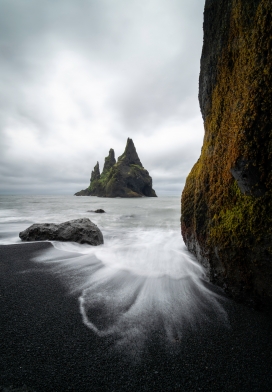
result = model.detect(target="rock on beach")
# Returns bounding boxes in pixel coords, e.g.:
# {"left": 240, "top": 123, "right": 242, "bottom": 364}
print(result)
{"left": 19, "top": 218, "right": 103, "bottom": 246}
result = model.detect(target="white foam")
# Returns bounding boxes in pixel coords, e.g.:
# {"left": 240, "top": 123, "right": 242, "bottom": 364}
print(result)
{"left": 34, "top": 227, "right": 228, "bottom": 355}
{"left": 50, "top": 230, "right": 203, "bottom": 279}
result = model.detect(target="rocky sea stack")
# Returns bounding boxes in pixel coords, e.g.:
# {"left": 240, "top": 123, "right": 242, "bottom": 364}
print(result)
{"left": 75, "top": 138, "right": 157, "bottom": 198}
{"left": 181, "top": 0, "right": 272, "bottom": 307}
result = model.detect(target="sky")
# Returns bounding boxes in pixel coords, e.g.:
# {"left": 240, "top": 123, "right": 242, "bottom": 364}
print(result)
{"left": 0, "top": 0, "right": 205, "bottom": 196}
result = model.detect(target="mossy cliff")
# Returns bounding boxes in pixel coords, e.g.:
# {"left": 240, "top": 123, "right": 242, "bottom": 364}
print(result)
{"left": 75, "top": 138, "right": 157, "bottom": 198}
{"left": 181, "top": 0, "right": 272, "bottom": 306}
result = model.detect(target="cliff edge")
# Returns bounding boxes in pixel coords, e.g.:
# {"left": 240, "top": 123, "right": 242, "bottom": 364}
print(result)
{"left": 75, "top": 138, "right": 157, "bottom": 198}
{"left": 181, "top": 0, "right": 272, "bottom": 307}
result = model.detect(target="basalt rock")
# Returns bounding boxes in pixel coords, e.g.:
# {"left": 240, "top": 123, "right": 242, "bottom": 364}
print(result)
{"left": 181, "top": 0, "right": 272, "bottom": 308}
{"left": 91, "top": 162, "right": 100, "bottom": 182}
{"left": 75, "top": 162, "right": 101, "bottom": 196}
{"left": 19, "top": 218, "right": 104, "bottom": 245}
{"left": 87, "top": 209, "right": 105, "bottom": 213}
{"left": 102, "top": 148, "right": 116, "bottom": 175}
{"left": 75, "top": 138, "right": 157, "bottom": 198}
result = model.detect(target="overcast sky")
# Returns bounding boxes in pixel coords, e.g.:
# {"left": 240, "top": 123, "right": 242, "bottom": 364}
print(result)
{"left": 0, "top": 0, "right": 205, "bottom": 196}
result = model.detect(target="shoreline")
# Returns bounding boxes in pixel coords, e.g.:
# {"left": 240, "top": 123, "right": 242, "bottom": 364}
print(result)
{"left": 1, "top": 242, "right": 272, "bottom": 391}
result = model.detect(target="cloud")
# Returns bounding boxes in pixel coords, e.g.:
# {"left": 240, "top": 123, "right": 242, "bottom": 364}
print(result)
{"left": 0, "top": 0, "right": 205, "bottom": 195}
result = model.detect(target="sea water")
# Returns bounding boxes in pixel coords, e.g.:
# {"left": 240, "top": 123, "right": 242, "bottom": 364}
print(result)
{"left": 0, "top": 195, "right": 228, "bottom": 354}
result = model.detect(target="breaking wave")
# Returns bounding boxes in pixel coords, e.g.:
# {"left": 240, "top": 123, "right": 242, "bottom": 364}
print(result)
{"left": 34, "top": 228, "right": 228, "bottom": 355}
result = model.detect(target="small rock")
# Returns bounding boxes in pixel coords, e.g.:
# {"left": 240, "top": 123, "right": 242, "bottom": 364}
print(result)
{"left": 87, "top": 209, "right": 105, "bottom": 213}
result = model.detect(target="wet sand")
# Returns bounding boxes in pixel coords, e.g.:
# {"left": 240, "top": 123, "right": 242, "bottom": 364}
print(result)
{"left": 0, "top": 242, "right": 272, "bottom": 391}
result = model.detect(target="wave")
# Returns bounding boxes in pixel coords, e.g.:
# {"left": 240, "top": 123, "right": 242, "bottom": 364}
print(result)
{"left": 33, "top": 228, "right": 229, "bottom": 356}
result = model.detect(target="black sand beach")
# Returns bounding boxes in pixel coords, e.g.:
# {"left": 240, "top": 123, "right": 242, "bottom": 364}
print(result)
{"left": 1, "top": 242, "right": 272, "bottom": 392}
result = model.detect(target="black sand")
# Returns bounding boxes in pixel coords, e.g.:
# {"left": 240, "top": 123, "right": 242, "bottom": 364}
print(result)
{"left": 0, "top": 242, "right": 272, "bottom": 392}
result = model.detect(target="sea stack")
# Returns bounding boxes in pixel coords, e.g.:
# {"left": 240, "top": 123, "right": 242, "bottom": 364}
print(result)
{"left": 75, "top": 138, "right": 157, "bottom": 198}
{"left": 181, "top": 0, "right": 272, "bottom": 307}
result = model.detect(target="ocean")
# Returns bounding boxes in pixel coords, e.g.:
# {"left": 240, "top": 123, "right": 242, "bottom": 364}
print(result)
{"left": 0, "top": 194, "right": 227, "bottom": 354}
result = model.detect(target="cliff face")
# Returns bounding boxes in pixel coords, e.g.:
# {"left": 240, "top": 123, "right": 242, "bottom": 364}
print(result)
{"left": 75, "top": 138, "right": 157, "bottom": 198}
{"left": 181, "top": 0, "right": 272, "bottom": 306}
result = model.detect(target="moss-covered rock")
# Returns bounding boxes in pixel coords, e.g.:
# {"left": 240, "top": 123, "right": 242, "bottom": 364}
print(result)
{"left": 75, "top": 138, "right": 157, "bottom": 198}
{"left": 102, "top": 148, "right": 116, "bottom": 175}
{"left": 181, "top": 0, "right": 272, "bottom": 307}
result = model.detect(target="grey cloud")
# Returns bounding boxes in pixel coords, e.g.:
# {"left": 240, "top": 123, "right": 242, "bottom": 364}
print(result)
{"left": 0, "top": 0, "right": 205, "bottom": 195}
{"left": 112, "top": 57, "right": 200, "bottom": 134}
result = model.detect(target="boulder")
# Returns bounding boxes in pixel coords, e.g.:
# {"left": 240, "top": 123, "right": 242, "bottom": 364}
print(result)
{"left": 181, "top": 0, "right": 272, "bottom": 307}
{"left": 19, "top": 218, "right": 103, "bottom": 246}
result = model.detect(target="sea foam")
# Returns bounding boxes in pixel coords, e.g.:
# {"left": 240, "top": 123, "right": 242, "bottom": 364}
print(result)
{"left": 34, "top": 227, "right": 228, "bottom": 355}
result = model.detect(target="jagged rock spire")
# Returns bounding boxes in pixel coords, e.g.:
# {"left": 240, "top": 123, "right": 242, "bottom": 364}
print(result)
{"left": 102, "top": 148, "right": 116, "bottom": 175}
{"left": 118, "top": 138, "right": 143, "bottom": 167}
{"left": 75, "top": 137, "right": 157, "bottom": 197}
{"left": 90, "top": 161, "right": 100, "bottom": 182}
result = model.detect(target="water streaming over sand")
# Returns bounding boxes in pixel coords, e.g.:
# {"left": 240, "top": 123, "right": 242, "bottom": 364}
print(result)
{"left": 0, "top": 195, "right": 228, "bottom": 353}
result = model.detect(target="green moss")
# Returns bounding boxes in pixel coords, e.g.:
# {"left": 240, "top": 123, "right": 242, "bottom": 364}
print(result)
{"left": 99, "top": 168, "right": 113, "bottom": 184}
{"left": 130, "top": 164, "right": 143, "bottom": 170}
{"left": 89, "top": 179, "right": 100, "bottom": 192}
{"left": 209, "top": 182, "right": 255, "bottom": 246}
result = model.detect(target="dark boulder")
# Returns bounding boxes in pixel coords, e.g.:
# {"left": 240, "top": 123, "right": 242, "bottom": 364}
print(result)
{"left": 19, "top": 218, "right": 103, "bottom": 246}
